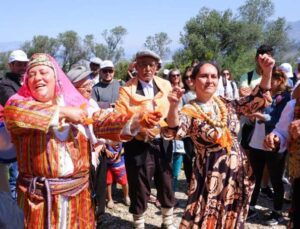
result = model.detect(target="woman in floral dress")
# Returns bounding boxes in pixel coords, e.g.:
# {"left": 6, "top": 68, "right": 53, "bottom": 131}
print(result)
{"left": 166, "top": 54, "right": 274, "bottom": 228}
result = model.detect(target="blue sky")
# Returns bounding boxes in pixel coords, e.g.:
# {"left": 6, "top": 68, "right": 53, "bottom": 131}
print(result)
{"left": 0, "top": 0, "right": 299, "bottom": 57}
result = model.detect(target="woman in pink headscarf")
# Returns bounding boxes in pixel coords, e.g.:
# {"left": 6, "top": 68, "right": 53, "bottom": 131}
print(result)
{"left": 4, "top": 53, "right": 161, "bottom": 229}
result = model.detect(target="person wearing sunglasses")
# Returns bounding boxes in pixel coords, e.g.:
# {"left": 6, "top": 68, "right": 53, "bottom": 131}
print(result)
{"left": 92, "top": 60, "right": 122, "bottom": 109}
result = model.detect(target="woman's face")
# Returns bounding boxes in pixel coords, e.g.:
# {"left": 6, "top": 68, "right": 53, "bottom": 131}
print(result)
{"left": 193, "top": 63, "right": 219, "bottom": 99}
{"left": 169, "top": 70, "right": 181, "bottom": 86}
{"left": 27, "top": 65, "right": 56, "bottom": 103}
{"left": 75, "top": 78, "right": 93, "bottom": 99}
{"left": 184, "top": 70, "right": 194, "bottom": 89}
{"left": 271, "top": 77, "right": 283, "bottom": 91}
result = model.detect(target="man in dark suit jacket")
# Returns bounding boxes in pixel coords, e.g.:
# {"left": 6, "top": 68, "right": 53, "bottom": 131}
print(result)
{"left": 115, "top": 50, "right": 175, "bottom": 229}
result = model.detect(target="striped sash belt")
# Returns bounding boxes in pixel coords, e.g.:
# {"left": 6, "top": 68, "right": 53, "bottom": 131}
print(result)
{"left": 19, "top": 172, "right": 89, "bottom": 229}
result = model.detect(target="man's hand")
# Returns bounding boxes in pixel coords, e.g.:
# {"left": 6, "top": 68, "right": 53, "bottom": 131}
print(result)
{"left": 289, "top": 119, "right": 300, "bottom": 140}
{"left": 264, "top": 132, "right": 280, "bottom": 151}
{"left": 139, "top": 111, "right": 162, "bottom": 129}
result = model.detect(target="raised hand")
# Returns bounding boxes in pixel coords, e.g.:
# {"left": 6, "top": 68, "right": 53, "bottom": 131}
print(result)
{"left": 258, "top": 54, "right": 275, "bottom": 77}
{"left": 168, "top": 86, "right": 185, "bottom": 106}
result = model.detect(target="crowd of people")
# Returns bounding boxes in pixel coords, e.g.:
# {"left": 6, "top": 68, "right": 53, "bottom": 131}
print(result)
{"left": 0, "top": 45, "right": 300, "bottom": 229}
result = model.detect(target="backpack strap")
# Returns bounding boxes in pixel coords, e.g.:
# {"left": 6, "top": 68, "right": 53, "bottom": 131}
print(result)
{"left": 247, "top": 71, "right": 254, "bottom": 86}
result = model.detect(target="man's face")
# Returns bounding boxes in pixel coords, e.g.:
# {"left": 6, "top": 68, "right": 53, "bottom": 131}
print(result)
{"left": 90, "top": 63, "right": 100, "bottom": 75}
{"left": 9, "top": 61, "right": 28, "bottom": 75}
{"left": 135, "top": 57, "right": 158, "bottom": 82}
{"left": 100, "top": 68, "right": 114, "bottom": 83}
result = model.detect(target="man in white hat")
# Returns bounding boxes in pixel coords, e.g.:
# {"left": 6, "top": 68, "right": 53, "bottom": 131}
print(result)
{"left": 92, "top": 60, "right": 123, "bottom": 109}
{"left": 89, "top": 57, "right": 102, "bottom": 85}
{"left": 0, "top": 49, "right": 29, "bottom": 199}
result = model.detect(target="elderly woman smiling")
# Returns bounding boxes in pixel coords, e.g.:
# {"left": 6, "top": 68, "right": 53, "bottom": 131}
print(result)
{"left": 3, "top": 53, "right": 160, "bottom": 229}
{"left": 166, "top": 54, "right": 274, "bottom": 229}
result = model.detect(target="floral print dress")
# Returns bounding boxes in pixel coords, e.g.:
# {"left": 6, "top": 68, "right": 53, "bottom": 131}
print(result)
{"left": 171, "top": 87, "right": 271, "bottom": 229}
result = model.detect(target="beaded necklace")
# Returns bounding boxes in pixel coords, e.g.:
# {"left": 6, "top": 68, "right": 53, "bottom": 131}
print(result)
{"left": 191, "top": 96, "right": 232, "bottom": 153}
{"left": 191, "top": 96, "right": 228, "bottom": 128}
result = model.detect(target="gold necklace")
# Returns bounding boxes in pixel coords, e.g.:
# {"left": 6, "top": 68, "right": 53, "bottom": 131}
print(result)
{"left": 192, "top": 96, "right": 228, "bottom": 128}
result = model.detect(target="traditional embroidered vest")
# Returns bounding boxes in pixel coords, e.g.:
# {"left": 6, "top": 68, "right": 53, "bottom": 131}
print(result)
{"left": 288, "top": 98, "right": 300, "bottom": 179}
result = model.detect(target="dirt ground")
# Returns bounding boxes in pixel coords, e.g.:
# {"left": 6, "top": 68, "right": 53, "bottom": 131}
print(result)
{"left": 99, "top": 170, "right": 291, "bottom": 229}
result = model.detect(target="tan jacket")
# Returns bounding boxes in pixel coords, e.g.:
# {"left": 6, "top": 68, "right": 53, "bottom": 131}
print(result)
{"left": 115, "top": 76, "right": 172, "bottom": 139}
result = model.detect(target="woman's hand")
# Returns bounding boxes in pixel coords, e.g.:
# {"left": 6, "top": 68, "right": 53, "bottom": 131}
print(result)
{"left": 263, "top": 132, "right": 280, "bottom": 151}
{"left": 168, "top": 86, "right": 185, "bottom": 106}
{"left": 59, "top": 106, "right": 88, "bottom": 124}
{"left": 247, "top": 112, "right": 266, "bottom": 121}
{"left": 258, "top": 54, "right": 275, "bottom": 78}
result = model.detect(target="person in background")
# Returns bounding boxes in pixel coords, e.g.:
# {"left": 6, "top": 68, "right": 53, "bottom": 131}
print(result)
{"left": 166, "top": 54, "right": 274, "bottom": 228}
{"left": 92, "top": 60, "right": 121, "bottom": 109}
{"left": 278, "top": 63, "right": 295, "bottom": 87}
{"left": 105, "top": 142, "right": 130, "bottom": 209}
{"left": 115, "top": 50, "right": 175, "bottom": 229}
{"left": 239, "top": 45, "right": 275, "bottom": 200}
{"left": 0, "top": 49, "right": 29, "bottom": 200}
{"left": 239, "top": 45, "right": 274, "bottom": 97}
{"left": 247, "top": 68, "right": 291, "bottom": 224}
{"left": 89, "top": 57, "right": 102, "bottom": 85}
{"left": 216, "top": 69, "right": 239, "bottom": 100}
{"left": 168, "top": 69, "right": 185, "bottom": 203}
{"left": 181, "top": 66, "right": 196, "bottom": 191}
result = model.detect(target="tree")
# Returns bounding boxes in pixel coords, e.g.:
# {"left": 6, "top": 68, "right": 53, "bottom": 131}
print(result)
{"left": 57, "top": 31, "right": 88, "bottom": 72}
{"left": 100, "top": 26, "right": 127, "bottom": 63}
{"left": 21, "top": 35, "right": 59, "bottom": 58}
{"left": 238, "top": 0, "right": 274, "bottom": 25}
{"left": 263, "top": 17, "right": 291, "bottom": 60}
{"left": 144, "top": 32, "right": 172, "bottom": 60}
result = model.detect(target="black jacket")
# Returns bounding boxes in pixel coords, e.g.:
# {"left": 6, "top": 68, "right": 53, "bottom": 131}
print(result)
{"left": 0, "top": 72, "right": 22, "bottom": 106}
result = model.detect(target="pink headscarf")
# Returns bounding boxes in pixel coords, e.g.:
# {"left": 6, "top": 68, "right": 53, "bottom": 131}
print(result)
{"left": 7, "top": 53, "right": 88, "bottom": 107}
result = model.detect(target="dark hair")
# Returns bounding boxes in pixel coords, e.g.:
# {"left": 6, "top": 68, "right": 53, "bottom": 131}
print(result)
{"left": 182, "top": 66, "right": 193, "bottom": 91}
{"left": 256, "top": 44, "right": 274, "bottom": 58}
{"left": 191, "top": 61, "right": 220, "bottom": 80}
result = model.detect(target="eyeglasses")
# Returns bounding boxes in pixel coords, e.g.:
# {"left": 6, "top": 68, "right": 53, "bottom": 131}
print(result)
{"left": 136, "top": 62, "right": 157, "bottom": 68}
{"left": 102, "top": 69, "right": 114, "bottom": 74}
{"left": 184, "top": 76, "right": 191, "bottom": 80}
{"left": 170, "top": 74, "right": 180, "bottom": 77}
{"left": 76, "top": 82, "right": 93, "bottom": 90}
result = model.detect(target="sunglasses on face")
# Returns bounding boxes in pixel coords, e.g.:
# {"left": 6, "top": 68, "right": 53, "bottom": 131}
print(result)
{"left": 170, "top": 74, "right": 180, "bottom": 77}
{"left": 183, "top": 76, "right": 191, "bottom": 80}
{"left": 102, "top": 69, "right": 114, "bottom": 74}
{"left": 223, "top": 72, "right": 230, "bottom": 75}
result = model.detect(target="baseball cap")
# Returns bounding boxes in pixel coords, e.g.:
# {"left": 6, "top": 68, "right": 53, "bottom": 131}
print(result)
{"left": 278, "top": 63, "right": 293, "bottom": 78}
{"left": 90, "top": 57, "right": 102, "bottom": 65}
{"left": 100, "top": 60, "right": 114, "bottom": 69}
{"left": 8, "top": 50, "right": 29, "bottom": 63}
{"left": 163, "top": 69, "right": 170, "bottom": 75}
{"left": 136, "top": 50, "right": 160, "bottom": 61}
{"left": 67, "top": 66, "right": 92, "bottom": 84}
